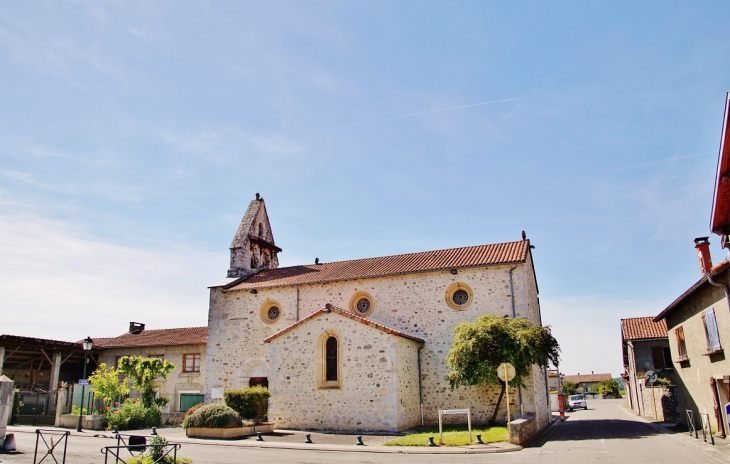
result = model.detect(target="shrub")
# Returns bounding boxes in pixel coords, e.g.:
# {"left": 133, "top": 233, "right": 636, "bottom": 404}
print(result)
{"left": 182, "top": 404, "right": 242, "bottom": 429}
{"left": 562, "top": 380, "right": 578, "bottom": 395}
{"left": 599, "top": 378, "right": 620, "bottom": 396}
{"left": 184, "top": 402, "right": 205, "bottom": 418}
{"left": 105, "top": 399, "right": 162, "bottom": 431}
{"left": 125, "top": 437, "right": 194, "bottom": 464}
{"left": 224, "top": 386, "right": 271, "bottom": 424}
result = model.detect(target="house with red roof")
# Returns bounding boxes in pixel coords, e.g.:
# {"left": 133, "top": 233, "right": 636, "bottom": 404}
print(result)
{"left": 620, "top": 317, "right": 670, "bottom": 417}
{"left": 205, "top": 194, "right": 551, "bottom": 435}
{"left": 95, "top": 323, "right": 207, "bottom": 414}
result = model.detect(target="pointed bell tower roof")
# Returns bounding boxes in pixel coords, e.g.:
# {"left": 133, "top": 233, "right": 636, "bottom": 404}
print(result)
{"left": 227, "top": 193, "right": 281, "bottom": 278}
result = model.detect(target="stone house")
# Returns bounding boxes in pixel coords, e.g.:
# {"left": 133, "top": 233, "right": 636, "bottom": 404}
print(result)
{"left": 620, "top": 317, "right": 672, "bottom": 417}
{"left": 95, "top": 323, "right": 207, "bottom": 413}
{"left": 205, "top": 195, "right": 551, "bottom": 433}
{"left": 561, "top": 373, "right": 612, "bottom": 395}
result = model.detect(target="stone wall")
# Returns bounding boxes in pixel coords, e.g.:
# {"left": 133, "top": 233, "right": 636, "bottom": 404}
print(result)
{"left": 98, "top": 343, "right": 206, "bottom": 413}
{"left": 207, "top": 259, "right": 546, "bottom": 428}
{"left": 267, "top": 311, "right": 421, "bottom": 431}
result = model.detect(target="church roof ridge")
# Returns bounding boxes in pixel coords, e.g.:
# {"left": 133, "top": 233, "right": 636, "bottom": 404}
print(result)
{"left": 227, "top": 239, "right": 530, "bottom": 291}
{"left": 263, "top": 303, "right": 424, "bottom": 344}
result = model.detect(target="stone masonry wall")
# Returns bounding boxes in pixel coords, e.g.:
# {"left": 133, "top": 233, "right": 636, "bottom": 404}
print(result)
{"left": 394, "top": 335, "right": 422, "bottom": 430}
{"left": 267, "top": 312, "right": 421, "bottom": 431}
{"left": 206, "top": 261, "right": 544, "bottom": 427}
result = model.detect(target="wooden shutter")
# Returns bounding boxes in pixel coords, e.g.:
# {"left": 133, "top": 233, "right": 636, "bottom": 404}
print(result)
{"left": 704, "top": 308, "right": 722, "bottom": 351}
{"left": 675, "top": 326, "right": 687, "bottom": 360}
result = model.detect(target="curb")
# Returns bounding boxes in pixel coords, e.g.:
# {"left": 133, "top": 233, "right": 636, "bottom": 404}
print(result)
{"left": 7, "top": 426, "right": 523, "bottom": 455}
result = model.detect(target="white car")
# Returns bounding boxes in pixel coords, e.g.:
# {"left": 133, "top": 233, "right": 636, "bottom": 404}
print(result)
{"left": 568, "top": 394, "right": 587, "bottom": 411}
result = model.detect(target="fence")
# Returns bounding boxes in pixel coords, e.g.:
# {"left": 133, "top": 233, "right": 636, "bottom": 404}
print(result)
{"left": 14, "top": 391, "right": 58, "bottom": 426}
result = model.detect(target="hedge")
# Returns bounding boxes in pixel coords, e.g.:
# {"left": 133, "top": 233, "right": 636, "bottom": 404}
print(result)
{"left": 224, "top": 386, "right": 271, "bottom": 424}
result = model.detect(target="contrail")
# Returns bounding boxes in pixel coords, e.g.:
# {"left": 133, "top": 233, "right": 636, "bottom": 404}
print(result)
{"left": 299, "top": 97, "right": 522, "bottom": 134}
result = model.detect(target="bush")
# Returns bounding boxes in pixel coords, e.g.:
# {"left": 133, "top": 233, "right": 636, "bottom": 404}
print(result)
{"left": 182, "top": 404, "right": 242, "bottom": 429}
{"left": 184, "top": 402, "right": 205, "bottom": 418}
{"left": 105, "top": 399, "right": 162, "bottom": 431}
{"left": 599, "top": 378, "right": 620, "bottom": 396}
{"left": 562, "top": 380, "right": 578, "bottom": 395}
{"left": 224, "top": 386, "right": 271, "bottom": 424}
{"left": 124, "top": 437, "right": 194, "bottom": 464}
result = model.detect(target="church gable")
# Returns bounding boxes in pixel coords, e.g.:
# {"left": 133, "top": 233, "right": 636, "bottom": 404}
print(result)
{"left": 228, "top": 193, "right": 281, "bottom": 277}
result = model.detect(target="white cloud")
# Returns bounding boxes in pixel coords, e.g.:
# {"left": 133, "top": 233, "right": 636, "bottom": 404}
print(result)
{"left": 0, "top": 208, "right": 220, "bottom": 341}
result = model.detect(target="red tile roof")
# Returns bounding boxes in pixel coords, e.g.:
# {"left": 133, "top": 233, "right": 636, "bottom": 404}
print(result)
{"left": 264, "top": 303, "right": 424, "bottom": 344}
{"left": 621, "top": 317, "right": 668, "bottom": 341}
{"left": 711, "top": 92, "right": 730, "bottom": 236}
{"left": 562, "top": 373, "right": 612, "bottom": 384}
{"left": 94, "top": 327, "right": 207, "bottom": 348}
{"left": 229, "top": 240, "right": 531, "bottom": 291}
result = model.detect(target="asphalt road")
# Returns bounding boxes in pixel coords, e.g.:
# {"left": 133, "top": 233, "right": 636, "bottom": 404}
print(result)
{"left": 2, "top": 399, "right": 728, "bottom": 463}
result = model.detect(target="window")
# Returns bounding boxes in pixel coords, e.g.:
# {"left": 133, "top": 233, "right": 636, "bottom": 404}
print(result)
{"left": 652, "top": 347, "right": 673, "bottom": 369}
{"left": 675, "top": 326, "right": 688, "bottom": 361}
{"left": 325, "top": 337, "right": 338, "bottom": 381}
{"left": 115, "top": 356, "right": 124, "bottom": 368}
{"left": 260, "top": 299, "right": 283, "bottom": 324}
{"left": 183, "top": 353, "right": 201, "bottom": 373}
{"left": 317, "top": 331, "right": 341, "bottom": 389}
{"left": 702, "top": 308, "right": 722, "bottom": 353}
{"left": 445, "top": 282, "right": 474, "bottom": 310}
{"left": 349, "top": 291, "right": 375, "bottom": 317}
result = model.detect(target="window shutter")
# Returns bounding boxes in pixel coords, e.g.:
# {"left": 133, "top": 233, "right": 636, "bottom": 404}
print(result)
{"left": 675, "top": 326, "right": 687, "bottom": 359}
{"left": 652, "top": 347, "right": 665, "bottom": 368}
{"left": 704, "top": 308, "right": 722, "bottom": 351}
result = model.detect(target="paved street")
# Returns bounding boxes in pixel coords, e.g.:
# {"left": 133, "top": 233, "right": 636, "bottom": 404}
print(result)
{"left": 2, "top": 399, "right": 728, "bottom": 463}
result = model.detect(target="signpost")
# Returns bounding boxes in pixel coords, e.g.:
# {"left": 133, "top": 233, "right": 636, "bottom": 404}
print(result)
{"left": 438, "top": 409, "right": 472, "bottom": 445}
{"left": 497, "top": 362, "right": 516, "bottom": 443}
{"left": 645, "top": 370, "right": 658, "bottom": 420}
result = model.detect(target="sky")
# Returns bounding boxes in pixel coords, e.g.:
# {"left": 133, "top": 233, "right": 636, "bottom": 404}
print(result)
{"left": 1, "top": 1, "right": 729, "bottom": 377}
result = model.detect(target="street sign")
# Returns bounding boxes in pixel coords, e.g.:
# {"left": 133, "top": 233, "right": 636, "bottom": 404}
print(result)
{"left": 497, "top": 363, "right": 516, "bottom": 382}
{"left": 645, "top": 370, "right": 657, "bottom": 384}
{"left": 440, "top": 409, "right": 469, "bottom": 415}
{"left": 78, "top": 379, "right": 89, "bottom": 386}
{"left": 725, "top": 403, "right": 730, "bottom": 434}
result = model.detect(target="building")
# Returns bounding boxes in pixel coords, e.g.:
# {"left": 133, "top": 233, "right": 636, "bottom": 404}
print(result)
{"left": 620, "top": 317, "right": 672, "bottom": 417}
{"left": 547, "top": 370, "right": 561, "bottom": 392}
{"left": 95, "top": 323, "right": 207, "bottom": 413}
{"left": 562, "top": 373, "right": 612, "bottom": 394}
{"left": 205, "top": 194, "right": 551, "bottom": 433}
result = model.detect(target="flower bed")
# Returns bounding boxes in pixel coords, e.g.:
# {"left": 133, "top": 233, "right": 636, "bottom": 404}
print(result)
{"left": 185, "top": 422, "right": 275, "bottom": 439}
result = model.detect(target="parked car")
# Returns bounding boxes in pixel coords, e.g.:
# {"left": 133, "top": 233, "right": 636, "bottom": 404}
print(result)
{"left": 568, "top": 394, "right": 587, "bottom": 411}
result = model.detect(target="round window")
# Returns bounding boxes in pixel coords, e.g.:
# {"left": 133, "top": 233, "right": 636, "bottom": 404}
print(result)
{"left": 267, "top": 306, "right": 280, "bottom": 320}
{"left": 260, "top": 300, "right": 283, "bottom": 324}
{"left": 356, "top": 298, "right": 370, "bottom": 314}
{"left": 452, "top": 290, "right": 469, "bottom": 306}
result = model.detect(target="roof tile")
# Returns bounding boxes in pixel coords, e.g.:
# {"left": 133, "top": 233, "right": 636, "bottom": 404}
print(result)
{"left": 229, "top": 240, "right": 530, "bottom": 291}
{"left": 621, "top": 317, "right": 667, "bottom": 341}
{"left": 94, "top": 327, "right": 207, "bottom": 348}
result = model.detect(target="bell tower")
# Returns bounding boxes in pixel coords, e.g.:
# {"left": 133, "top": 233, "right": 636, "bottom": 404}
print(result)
{"left": 227, "top": 193, "right": 282, "bottom": 278}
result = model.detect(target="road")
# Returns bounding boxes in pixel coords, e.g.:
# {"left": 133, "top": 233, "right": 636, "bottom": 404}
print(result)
{"left": 2, "top": 399, "right": 728, "bottom": 463}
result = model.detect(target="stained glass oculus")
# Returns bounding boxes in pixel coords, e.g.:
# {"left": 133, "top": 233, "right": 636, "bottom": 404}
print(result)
{"left": 267, "top": 306, "right": 280, "bottom": 320}
{"left": 452, "top": 289, "right": 469, "bottom": 306}
{"left": 356, "top": 298, "right": 371, "bottom": 314}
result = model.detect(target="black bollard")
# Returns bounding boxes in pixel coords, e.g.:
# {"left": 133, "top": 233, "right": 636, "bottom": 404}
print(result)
{"left": 256, "top": 432, "right": 264, "bottom": 441}
{"left": 476, "top": 434, "right": 484, "bottom": 444}
{"left": 305, "top": 434, "right": 312, "bottom": 444}
{"left": 151, "top": 427, "right": 157, "bottom": 436}
{"left": 356, "top": 436, "right": 364, "bottom": 446}
{"left": 428, "top": 436, "right": 436, "bottom": 447}
{"left": 113, "top": 425, "right": 119, "bottom": 434}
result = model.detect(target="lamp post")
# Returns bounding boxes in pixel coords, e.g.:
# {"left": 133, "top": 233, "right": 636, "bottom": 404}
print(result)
{"left": 76, "top": 337, "right": 93, "bottom": 432}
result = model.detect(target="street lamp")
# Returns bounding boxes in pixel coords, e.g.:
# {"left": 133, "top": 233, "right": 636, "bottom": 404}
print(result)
{"left": 76, "top": 336, "right": 93, "bottom": 432}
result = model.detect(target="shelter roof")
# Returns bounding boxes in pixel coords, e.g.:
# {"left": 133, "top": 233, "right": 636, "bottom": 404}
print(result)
{"left": 93, "top": 327, "right": 207, "bottom": 349}
{"left": 228, "top": 240, "right": 531, "bottom": 291}
{"left": 621, "top": 317, "right": 667, "bottom": 341}
{"left": 264, "top": 303, "right": 424, "bottom": 344}
{"left": 562, "top": 373, "right": 612, "bottom": 384}
{"left": 0, "top": 334, "right": 102, "bottom": 370}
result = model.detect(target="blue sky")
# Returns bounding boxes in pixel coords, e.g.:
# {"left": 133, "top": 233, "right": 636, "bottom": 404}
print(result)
{"left": 1, "top": 1, "right": 728, "bottom": 376}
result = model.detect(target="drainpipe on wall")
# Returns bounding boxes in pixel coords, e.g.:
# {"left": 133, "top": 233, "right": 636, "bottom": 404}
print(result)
{"left": 508, "top": 264, "right": 517, "bottom": 318}
{"left": 706, "top": 272, "right": 730, "bottom": 314}
{"left": 417, "top": 345, "right": 424, "bottom": 426}
{"left": 296, "top": 285, "right": 300, "bottom": 321}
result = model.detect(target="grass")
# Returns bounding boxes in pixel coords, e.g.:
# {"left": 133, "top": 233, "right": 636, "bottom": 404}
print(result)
{"left": 383, "top": 425, "right": 507, "bottom": 447}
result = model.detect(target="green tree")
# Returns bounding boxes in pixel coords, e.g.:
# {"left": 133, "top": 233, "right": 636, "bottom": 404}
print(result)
{"left": 562, "top": 380, "right": 577, "bottom": 395}
{"left": 88, "top": 363, "right": 129, "bottom": 407}
{"left": 117, "top": 356, "right": 175, "bottom": 407}
{"left": 599, "top": 378, "right": 620, "bottom": 396}
{"left": 446, "top": 313, "right": 560, "bottom": 388}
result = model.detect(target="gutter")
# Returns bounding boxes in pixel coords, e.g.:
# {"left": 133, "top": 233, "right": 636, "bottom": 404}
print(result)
{"left": 706, "top": 271, "right": 730, "bottom": 315}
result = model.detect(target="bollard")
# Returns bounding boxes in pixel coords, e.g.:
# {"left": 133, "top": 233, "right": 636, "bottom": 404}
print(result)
{"left": 305, "top": 434, "right": 312, "bottom": 444}
{"left": 428, "top": 436, "right": 436, "bottom": 447}
{"left": 256, "top": 432, "right": 264, "bottom": 441}
{"left": 356, "top": 436, "right": 364, "bottom": 446}
{"left": 558, "top": 394, "right": 565, "bottom": 421}
{"left": 113, "top": 425, "right": 119, "bottom": 434}
{"left": 151, "top": 427, "right": 157, "bottom": 436}
{"left": 476, "top": 434, "right": 484, "bottom": 444}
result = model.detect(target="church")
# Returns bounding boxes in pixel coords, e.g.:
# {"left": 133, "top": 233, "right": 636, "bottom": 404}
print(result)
{"left": 205, "top": 194, "right": 550, "bottom": 432}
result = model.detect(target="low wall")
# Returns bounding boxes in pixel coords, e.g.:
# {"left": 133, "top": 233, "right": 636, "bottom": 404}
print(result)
{"left": 162, "top": 412, "right": 185, "bottom": 426}
{"left": 186, "top": 423, "right": 275, "bottom": 439}
{"left": 57, "top": 414, "right": 105, "bottom": 430}
{"left": 508, "top": 414, "right": 537, "bottom": 445}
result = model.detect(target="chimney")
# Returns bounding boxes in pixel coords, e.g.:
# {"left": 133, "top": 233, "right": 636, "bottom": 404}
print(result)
{"left": 694, "top": 237, "right": 713, "bottom": 275}
{"left": 129, "top": 322, "right": 145, "bottom": 334}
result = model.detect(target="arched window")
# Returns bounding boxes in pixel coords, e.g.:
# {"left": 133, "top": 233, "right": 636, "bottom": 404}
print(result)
{"left": 325, "top": 336, "right": 338, "bottom": 381}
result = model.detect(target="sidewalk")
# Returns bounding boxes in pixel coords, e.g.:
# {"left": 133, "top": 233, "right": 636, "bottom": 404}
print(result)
{"left": 4, "top": 424, "right": 522, "bottom": 455}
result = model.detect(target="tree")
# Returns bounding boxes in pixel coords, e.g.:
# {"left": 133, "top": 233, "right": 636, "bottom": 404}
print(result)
{"left": 88, "top": 363, "right": 129, "bottom": 407}
{"left": 599, "top": 378, "right": 620, "bottom": 396}
{"left": 446, "top": 313, "right": 560, "bottom": 389}
{"left": 117, "top": 356, "right": 175, "bottom": 408}
{"left": 562, "top": 380, "right": 578, "bottom": 395}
